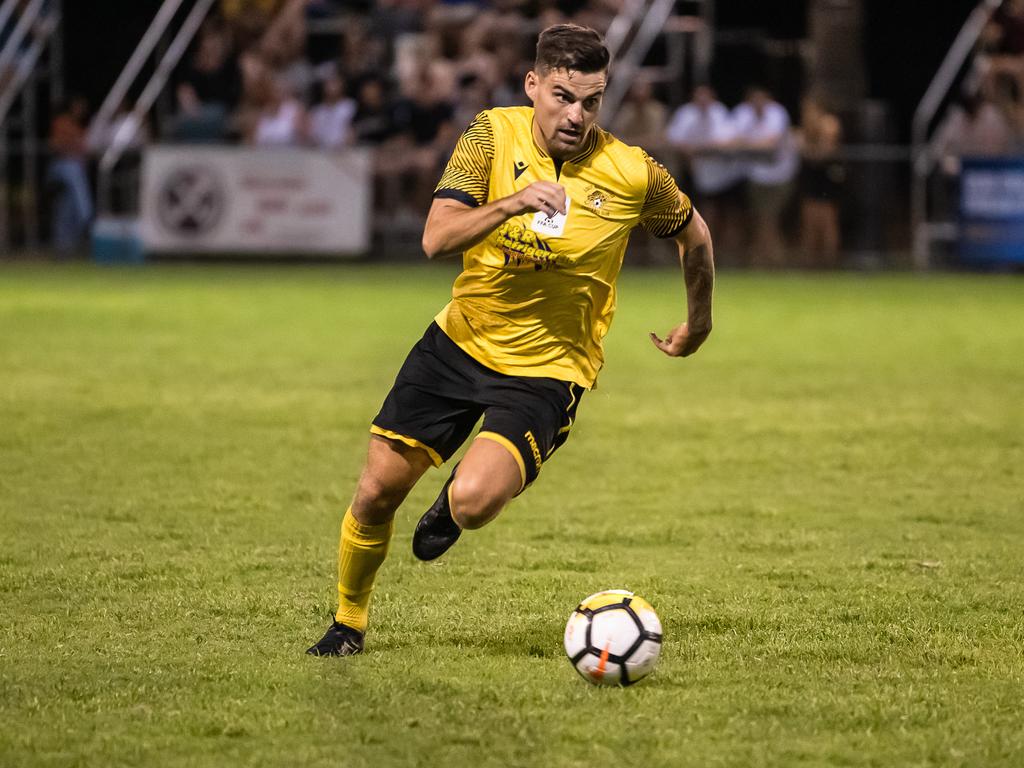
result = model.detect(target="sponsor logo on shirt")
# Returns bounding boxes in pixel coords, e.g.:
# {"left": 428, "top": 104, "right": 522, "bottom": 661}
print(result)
{"left": 494, "top": 222, "right": 571, "bottom": 271}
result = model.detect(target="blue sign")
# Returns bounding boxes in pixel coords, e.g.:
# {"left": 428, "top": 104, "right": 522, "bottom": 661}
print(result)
{"left": 960, "top": 157, "right": 1024, "bottom": 263}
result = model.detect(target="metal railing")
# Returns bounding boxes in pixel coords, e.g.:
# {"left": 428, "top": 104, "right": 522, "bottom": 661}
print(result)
{"left": 95, "top": 0, "right": 218, "bottom": 215}
{"left": 0, "top": 0, "right": 61, "bottom": 250}
{"left": 0, "top": 0, "right": 47, "bottom": 78}
{"left": 87, "top": 0, "right": 189, "bottom": 145}
{"left": 910, "top": 0, "right": 1002, "bottom": 269}
{"left": 602, "top": 0, "right": 707, "bottom": 120}
{"left": 0, "top": 5, "right": 58, "bottom": 120}
{"left": 0, "top": 0, "right": 21, "bottom": 33}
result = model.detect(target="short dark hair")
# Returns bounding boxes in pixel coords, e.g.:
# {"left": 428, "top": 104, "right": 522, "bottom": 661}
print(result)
{"left": 534, "top": 24, "right": 610, "bottom": 75}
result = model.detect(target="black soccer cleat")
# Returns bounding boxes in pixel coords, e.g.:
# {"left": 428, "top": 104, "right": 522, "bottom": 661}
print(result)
{"left": 412, "top": 467, "right": 461, "bottom": 561}
{"left": 306, "top": 620, "right": 365, "bottom": 657}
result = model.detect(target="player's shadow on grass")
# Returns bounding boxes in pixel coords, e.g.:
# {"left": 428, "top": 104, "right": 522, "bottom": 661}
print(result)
{"left": 373, "top": 627, "right": 562, "bottom": 658}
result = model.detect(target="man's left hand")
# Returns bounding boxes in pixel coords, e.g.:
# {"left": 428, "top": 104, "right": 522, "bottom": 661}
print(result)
{"left": 649, "top": 322, "right": 710, "bottom": 358}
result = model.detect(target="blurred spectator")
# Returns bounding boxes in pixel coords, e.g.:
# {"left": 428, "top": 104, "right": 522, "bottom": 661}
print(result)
{"left": 173, "top": 20, "right": 240, "bottom": 142}
{"left": 250, "top": 75, "right": 306, "bottom": 146}
{"left": 931, "top": 92, "right": 1014, "bottom": 221}
{"left": 221, "top": 0, "right": 286, "bottom": 50}
{"left": 797, "top": 96, "right": 844, "bottom": 268}
{"left": 451, "top": 13, "right": 502, "bottom": 93}
{"left": 394, "top": 73, "right": 455, "bottom": 149}
{"left": 732, "top": 85, "right": 800, "bottom": 268}
{"left": 89, "top": 99, "right": 149, "bottom": 215}
{"left": 308, "top": 71, "right": 357, "bottom": 148}
{"left": 176, "top": 20, "right": 240, "bottom": 112}
{"left": 263, "top": 38, "right": 316, "bottom": 105}
{"left": 452, "top": 71, "right": 492, "bottom": 129}
{"left": 221, "top": 0, "right": 286, "bottom": 18}
{"left": 490, "top": 30, "right": 530, "bottom": 107}
{"left": 259, "top": 0, "right": 315, "bottom": 101}
{"left": 571, "top": 0, "right": 619, "bottom": 33}
{"left": 47, "top": 97, "right": 93, "bottom": 253}
{"left": 933, "top": 92, "right": 1014, "bottom": 175}
{"left": 90, "top": 99, "right": 149, "bottom": 156}
{"left": 235, "top": 46, "right": 269, "bottom": 140}
{"left": 262, "top": 0, "right": 309, "bottom": 57}
{"left": 445, "top": 13, "right": 528, "bottom": 108}
{"left": 376, "top": 67, "right": 456, "bottom": 218}
{"left": 611, "top": 78, "right": 669, "bottom": 149}
{"left": 666, "top": 84, "right": 745, "bottom": 261}
{"left": 352, "top": 76, "right": 397, "bottom": 145}
{"left": 393, "top": 31, "right": 456, "bottom": 102}
{"left": 989, "top": 0, "right": 1024, "bottom": 56}
{"left": 985, "top": 70, "right": 1024, "bottom": 144}
{"left": 975, "top": 1, "right": 1024, "bottom": 102}
{"left": 338, "top": 20, "right": 389, "bottom": 87}
{"left": 369, "top": 0, "right": 425, "bottom": 42}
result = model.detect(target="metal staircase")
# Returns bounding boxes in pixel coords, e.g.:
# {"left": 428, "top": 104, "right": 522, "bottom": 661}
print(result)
{"left": 0, "top": 0, "right": 63, "bottom": 251}
{"left": 92, "top": 0, "right": 218, "bottom": 219}
{"left": 911, "top": 0, "right": 1002, "bottom": 268}
{"left": 602, "top": 0, "right": 712, "bottom": 120}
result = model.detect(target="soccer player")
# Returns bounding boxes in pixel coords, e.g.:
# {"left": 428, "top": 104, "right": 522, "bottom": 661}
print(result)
{"left": 308, "top": 24, "right": 715, "bottom": 657}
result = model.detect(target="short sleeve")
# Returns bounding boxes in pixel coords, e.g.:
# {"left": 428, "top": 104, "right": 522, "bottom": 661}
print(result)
{"left": 639, "top": 153, "right": 693, "bottom": 238}
{"left": 434, "top": 111, "right": 494, "bottom": 208}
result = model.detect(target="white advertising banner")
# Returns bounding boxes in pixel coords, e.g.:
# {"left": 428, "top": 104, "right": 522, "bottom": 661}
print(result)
{"left": 140, "top": 146, "right": 371, "bottom": 255}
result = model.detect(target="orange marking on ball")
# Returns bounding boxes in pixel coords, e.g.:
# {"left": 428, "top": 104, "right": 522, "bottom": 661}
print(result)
{"left": 594, "top": 642, "right": 611, "bottom": 681}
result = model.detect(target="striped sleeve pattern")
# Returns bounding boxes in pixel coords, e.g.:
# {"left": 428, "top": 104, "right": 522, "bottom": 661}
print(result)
{"left": 434, "top": 111, "right": 494, "bottom": 207}
{"left": 638, "top": 152, "right": 693, "bottom": 238}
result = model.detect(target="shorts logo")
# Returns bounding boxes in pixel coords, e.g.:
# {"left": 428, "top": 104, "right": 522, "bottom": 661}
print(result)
{"left": 524, "top": 430, "right": 543, "bottom": 473}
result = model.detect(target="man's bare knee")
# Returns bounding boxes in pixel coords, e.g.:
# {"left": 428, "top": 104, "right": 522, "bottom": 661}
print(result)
{"left": 352, "top": 474, "right": 407, "bottom": 523}
{"left": 351, "top": 437, "right": 432, "bottom": 524}
{"left": 449, "top": 473, "right": 508, "bottom": 530}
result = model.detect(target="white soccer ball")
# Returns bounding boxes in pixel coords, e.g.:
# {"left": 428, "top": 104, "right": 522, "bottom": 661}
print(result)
{"left": 563, "top": 589, "right": 663, "bottom": 686}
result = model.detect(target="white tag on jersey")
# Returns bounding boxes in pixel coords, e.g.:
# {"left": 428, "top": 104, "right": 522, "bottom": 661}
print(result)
{"left": 530, "top": 196, "right": 570, "bottom": 237}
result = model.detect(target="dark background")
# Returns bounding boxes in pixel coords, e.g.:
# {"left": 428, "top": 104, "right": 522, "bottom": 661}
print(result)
{"left": 63, "top": 1, "right": 977, "bottom": 141}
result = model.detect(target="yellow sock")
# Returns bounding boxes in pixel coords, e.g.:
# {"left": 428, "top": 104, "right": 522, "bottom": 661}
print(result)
{"left": 335, "top": 507, "right": 394, "bottom": 632}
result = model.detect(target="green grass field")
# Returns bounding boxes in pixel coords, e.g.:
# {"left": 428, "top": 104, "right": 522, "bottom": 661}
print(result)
{"left": 1, "top": 263, "right": 1022, "bottom": 767}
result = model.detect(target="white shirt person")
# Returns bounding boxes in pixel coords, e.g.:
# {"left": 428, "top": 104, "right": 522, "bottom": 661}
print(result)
{"left": 308, "top": 74, "right": 358, "bottom": 150}
{"left": 666, "top": 85, "right": 744, "bottom": 197}
{"left": 731, "top": 86, "right": 800, "bottom": 266}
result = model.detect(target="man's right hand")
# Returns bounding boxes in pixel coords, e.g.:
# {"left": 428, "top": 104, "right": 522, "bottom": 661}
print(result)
{"left": 507, "top": 181, "right": 567, "bottom": 218}
{"left": 423, "top": 182, "right": 566, "bottom": 260}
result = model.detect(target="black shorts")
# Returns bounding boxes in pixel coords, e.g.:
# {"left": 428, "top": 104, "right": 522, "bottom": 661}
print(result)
{"left": 371, "top": 323, "right": 584, "bottom": 489}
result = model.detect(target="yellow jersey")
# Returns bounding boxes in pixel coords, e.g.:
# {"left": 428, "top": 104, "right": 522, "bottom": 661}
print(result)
{"left": 434, "top": 106, "right": 692, "bottom": 388}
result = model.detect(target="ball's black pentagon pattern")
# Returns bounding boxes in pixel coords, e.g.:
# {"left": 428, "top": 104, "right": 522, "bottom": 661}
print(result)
{"left": 567, "top": 593, "right": 662, "bottom": 686}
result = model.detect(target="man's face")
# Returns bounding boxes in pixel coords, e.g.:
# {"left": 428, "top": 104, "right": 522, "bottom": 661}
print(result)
{"left": 525, "top": 67, "right": 606, "bottom": 159}
{"left": 747, "top": 88, "right": 770, "bottom": 114}
{"left": 693, "top": 86, "right": 714, "bottom": 109}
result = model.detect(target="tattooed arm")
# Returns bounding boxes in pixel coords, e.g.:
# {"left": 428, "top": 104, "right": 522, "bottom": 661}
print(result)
{"left": 649, "top": 205, "right": 715, "bottom": 358}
